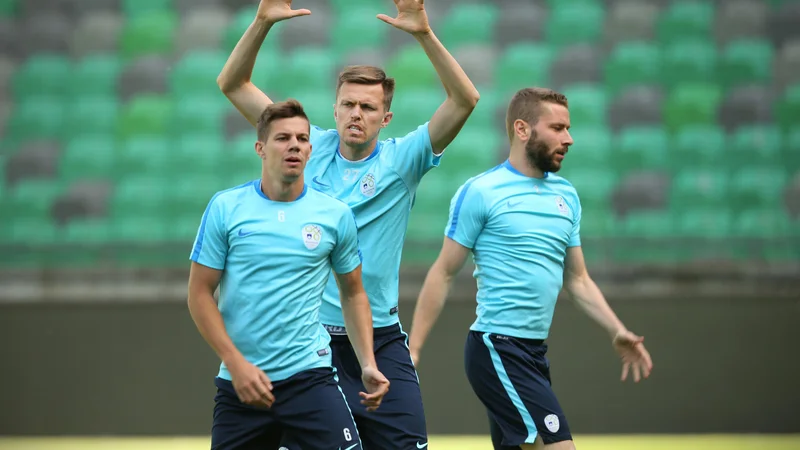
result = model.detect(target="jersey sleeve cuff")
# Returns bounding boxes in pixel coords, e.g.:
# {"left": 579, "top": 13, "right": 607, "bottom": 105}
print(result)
{"left": 190, "top": 256, "right": 225, "bottom": 271}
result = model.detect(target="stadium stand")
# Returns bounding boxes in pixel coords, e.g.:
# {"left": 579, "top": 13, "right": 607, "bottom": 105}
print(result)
{"left": 0, "top": 0, "right": 798, "bottom": 268}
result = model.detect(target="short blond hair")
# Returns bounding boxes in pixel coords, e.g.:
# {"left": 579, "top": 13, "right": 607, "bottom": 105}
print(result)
{"left": 336, "top": 65, "right": 396, "bottom": 111}
{"left": 505, "top": 88, "right": 569, "bottom": 141}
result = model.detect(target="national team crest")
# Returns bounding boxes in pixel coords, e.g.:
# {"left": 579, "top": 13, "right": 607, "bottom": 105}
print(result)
{"left": 359, "top": 173, "right": 376, "bottom": 197}
{"left": 302, "top": 224, "right": 323, "bottom": 250}
{"left": 555, "top": 196, "right": 569, "bottom": 215}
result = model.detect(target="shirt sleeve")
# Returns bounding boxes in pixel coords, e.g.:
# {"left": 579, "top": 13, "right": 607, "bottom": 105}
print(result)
{"left": 189, "top": 194, "right": 228, "bottom": 270}
{"left": 444, "top": 180, "right": 486, "bottom": 249}
{"left": 390, "top": 122, "right": 441, "bottom": 187}
{"left": 330, "top": 208, "right": 363, "bottom": 275}
{"left": 568, "top": 192, "right": 582, "bottom": 248}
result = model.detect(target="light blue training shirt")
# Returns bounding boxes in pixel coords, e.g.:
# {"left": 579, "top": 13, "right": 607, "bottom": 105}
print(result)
{"left": 190, "top": 180, "right": 363, "bottom": 381}
{"left": 306, "top": 123, "right": 440, "bottom": 329}
{"left": 446, "top": 160, "right": 582, "bottom": 340}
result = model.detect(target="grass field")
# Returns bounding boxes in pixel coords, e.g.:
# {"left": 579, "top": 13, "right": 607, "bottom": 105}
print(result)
{"left": 1, "top": 435, "right": 798, "bottom": 449}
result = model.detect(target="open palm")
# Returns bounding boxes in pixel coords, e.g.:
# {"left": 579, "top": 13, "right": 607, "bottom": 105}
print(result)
{"left": 377, "top": 0, "right": 430, "bottom": 35}
{"left": 256, "top": 0, "right": 310, "bottom": 23}
{"left": 613, "top": 330, "right": 653, "bottom": 383}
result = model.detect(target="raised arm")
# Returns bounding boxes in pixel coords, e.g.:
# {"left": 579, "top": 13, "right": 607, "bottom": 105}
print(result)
{"left": 378, "top": 0, "right": 480, "bottom": 154}
{"left": 217, "top": 0, "right": 310, "bottom": 126}
{"left": 407, "top": 237, "right": 472, "bottom": 365}
{"left": 563, "top": 247, "right": 653, "bottom": 382}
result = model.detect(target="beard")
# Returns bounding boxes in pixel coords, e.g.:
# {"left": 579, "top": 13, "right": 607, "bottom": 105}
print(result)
{"left": 524, "top": 133, "right": 563, "bottom": 174}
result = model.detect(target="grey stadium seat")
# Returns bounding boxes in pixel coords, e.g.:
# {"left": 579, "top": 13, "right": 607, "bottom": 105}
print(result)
{"left": 0, "top": 57, "right": 16, "bottom": 103}
{"left": 549, "top": 45, "right": 602, "bottom": 90}
{"left": 715, "top": 0, "right": 767, "bottom": 44}
{"left": 176, "top": 7, "right": 231, "bottom": 54}
{"left": 775, "top": 39, "right": 800, "bottom": 91}
{"left": 785, "top": 173, "right": 800, "bottom": 219}
{"left": 4, "top": 140, "right": 62, "bottom": 187}
{"left": 0, "top": 18, "right": 22, "bottom": 59}
{"left": 454, "top": 44, "right": 496, "bottom": 87}
{"left": 51, "top": 181, "right": 112, "bottom": 224}
{"left": 224, "top": 109, "right": 254, "bottom": 139}
{"left": 718, "top": 85, "right": 773, "bottom": 131}
{"left": 768, "top": 3, "right": 800, "bottom": 46}
{"left": 0, "top": 103, "right": 10, "bottom": 140}
{"left": 19, "top": 13, "right": 72, "bottom": 56}
{"left": 495, "top": 2, "right": 546, "bottom": 47}
{"left": 279, "top": 6, "right": 331, "bottom": 52}
{"left": 175, "top": 0, "right": 221, "bottom": 14}
{"left": 604, "top": 1, "right": 659, "bottom": 47}
{"left": 69, "top": 12, "right": 123, "bottom": 59}
{"left": 608, "top": 86, "right": 664, "bottom": 131}
{"left": 339, "top": 49, "right": 387, "bottom": 74}
{"left": 611, "top": 170, "right": 671, "bottom": 216}
{"left": 118, "top": 56, "right": 170, "bottom": 102}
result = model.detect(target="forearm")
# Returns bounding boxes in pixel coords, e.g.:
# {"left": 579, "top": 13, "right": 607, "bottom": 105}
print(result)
{"left": 413, "top": 30, "right": 480, "bottom": 107}
{"left": 566, "top": 276, "right": 626, "bottom": 337}
{"left": 187, "top": 293, "right": 244, "bottom": 366}
{"left": 341, "top": 292, "right": 377, "bottom": 369}
{"left": 217, "top": 17, "right": 274, "bottom": 92}
{"left": 408, "top": 266, "right": 454, "bottom": 355}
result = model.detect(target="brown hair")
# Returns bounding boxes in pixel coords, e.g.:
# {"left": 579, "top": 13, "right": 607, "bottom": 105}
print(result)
{"left": 505, "top": 87, "right": 569, "bottom": 141}
{"left": 336, "top": 65, "right": 396, "bottom": 111}
{"left": 257, "top": 99, "right": 309, "bottom": 141}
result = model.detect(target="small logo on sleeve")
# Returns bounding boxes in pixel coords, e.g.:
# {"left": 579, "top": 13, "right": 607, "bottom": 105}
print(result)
{"left": 302, "top": 224, "right": 323, "bottom": 249}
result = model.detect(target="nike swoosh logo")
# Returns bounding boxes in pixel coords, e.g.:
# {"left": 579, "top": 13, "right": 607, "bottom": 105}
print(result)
{"left": 507, "top": 200, "right": 522, "bottom": 208}
{"left": 416, "top": 442, "right": 428, "bottom": 449}
{"left": 238, "top": 229, "right": 255, "bottom": 237}
{"left": 312, "top": 176, "right": 329, "bottom": 188}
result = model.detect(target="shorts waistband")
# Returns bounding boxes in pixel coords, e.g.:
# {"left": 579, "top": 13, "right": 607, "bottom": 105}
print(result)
{"left": 479, "top": 331, "right": 546, "bottom": 347}
{"left": 324, "top": 323, "right": 402, "bottom": 338}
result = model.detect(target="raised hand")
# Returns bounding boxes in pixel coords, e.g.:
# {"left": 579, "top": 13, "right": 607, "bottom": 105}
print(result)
{"left": 613, "top": 330, "right": 653, "bottom": 383}
{"left": 377, "top": 0, "right": 431, "bottom": 36}
{"left": 359, "top": 366, "right": 391, "bottom": 412}
{"left": 256, "top": 0, "right": 311, "bottom": 24}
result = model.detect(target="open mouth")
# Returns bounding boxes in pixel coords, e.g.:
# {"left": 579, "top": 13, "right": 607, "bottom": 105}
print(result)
{"left": 347, "top": 124, "right": 364, "bottom": 134}
{"left": 285, "top": 155, "right": 302, "bottom": 164}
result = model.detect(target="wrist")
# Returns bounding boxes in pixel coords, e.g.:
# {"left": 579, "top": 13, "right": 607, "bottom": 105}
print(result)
{"left": 253, "top": 16, "right": 276, "bottom": 28}
{"left": 221, "top": 350, "right": 246, "bottom": 368}
{"left": 412, "top": 28, "right": 434, "bottom": 39}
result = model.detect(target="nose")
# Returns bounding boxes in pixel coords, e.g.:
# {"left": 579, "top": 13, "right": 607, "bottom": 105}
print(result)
{"left": 563, "top": 130, "right": 574, "bottom": 147}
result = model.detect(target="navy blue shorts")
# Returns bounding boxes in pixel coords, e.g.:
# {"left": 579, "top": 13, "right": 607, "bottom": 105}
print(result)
{"left": 327, "top": 323, "right": 428, "bottom": 449}
{"left": 211, "top": 367, "right": 361, "bottom": 450}
{"left": 465, "top": 330, "right": 572, "bottom": 448}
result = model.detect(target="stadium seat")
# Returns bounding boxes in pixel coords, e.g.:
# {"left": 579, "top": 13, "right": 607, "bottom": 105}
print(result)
{"left": 604, "top": 0, "right": 658, "bottom": 46}
{"left": 672, "top": 125, "right": 727, "bottom": 169}
{"left": 604, "top": 42, "right": 662, "bottom": 94}
{"left": 175, "top": 0, "right": 219, "bottom": 14}
{"left": 12, "top": 54, "right": 71, "bottom": 100}
{"left": 291, "top": 89, "right": 336, "bottom": 131}
{"left": 110, "top": 175, "right": 169, "bottom": 218}
{"left": 69, "top": 11, "right": 122, "bottom": 58}
{"left": 676, "top": 208, "right": 734, "bottom": 261}
{"left": 546, "top": 2, "right": 604, "bottom": 47}
{"left": 111, "top": 216, "right": 170, "bottom": 244}
{"left": 775, "top": 40, "right": 800, "bottom": 90}
{"left": 561, "top": 125, "right": 612, "bottom": 170}
{"left": 122, "top": 0, "right": 173, "bottom": 18}
{"left": 785, "top": 129, "right": 800, "bottom": 169}
{"left": 662, "top": 40, "right": 718, "bottom": 88}
{"left": 441, "top": 128, "right": 501, "bottom": 179}
{"left": 62, "top": 218, "right": 113, "bottom": 244}
{"left": 663, "top": 84, "right": 722, "bottom": 131}
{"left": 715, "top": 0, "right": 768, "bottom": 44}
{"left": 0, "top": 18, "right": 20, "bottom": 60}
{"left": 670, "top": 169, "right": 729, "bottom": 209}
{"left": 0, "top": 0, "right": 15, "bottom": 16}
{"left": 496, "top": 42, "right": 553, "bottom": 97}
{"left": 279, "top": 6, "right": 330, "bottom": 52}
{"left": 720, "top": 39, "right": 774, "bottom": 88}
{"left": 167, "top": 174, "right": 227, "bottom": 218}
{"left": 118, "top": 136, "right": 171, "bottom": 175}
{"left": 7, "top": 178, "right": 65, "bottom": 219}
{"left": 225, "top": 132, "right": 261, "bottom": 180}
{"left": 172, "top": 133, "right": 224, "bottom": 178}
{"left": 224, "top": 6, "right": 282, "bottom": 53}
{"left": 549, "top": 44, "right": 602, "bottom": 89}
{"left": 615, "top": 126, "right": 670, "bottom": 171}
{"left": 560, "top": 84, "right": 607, "bottom": 127}
{"left": 6, "top": 218, "right": 59, "bottom": 246}
{"left": 608, "top": 86, "right": 664, "bottom": 131}
{"left": 386, "top": 45, "right": 438, "bottom": 91}
{"left": 728, "top": 125, "right": 782, "bottom": 168}
{"left": 561, "top": 168, "right": 617, "bottom": 210}
{"left": 733, "top": 209, "right": 796, "bottom": 260}
{"left": 440, "top": 3, "right": 499, "bottom": 47}
{"left": 657, "top": 1, "right": 715, "bottom": 44}
{"left": 169, "top": 50, "right": 227, "bottom": 97}
{"left": 776, "top": 84, "right": 800, "bottom": 131}
{"left": 615, "top": 211, "right": 677, "bottom": 263}
{"left": 118, "top": 55, "right": 169, "bottom": 101}
{"left": 0, "top": 56, "right": 14, "bottom": 101}
{"left": 495, "top": 1, "right": 545, "bottom": 47}
{"left": 273, "top": 46, "right": 336, "bottom": 92}
{"left": 176, "top": 7, "right": 230, "bottom": 53}
{"left": 70, "top": 54, "right": 122, "bottom": 98}
{"left": 4, "top": 140, "right": 61, "bottom": 186}
{"left": 729, "top": 167, "right": 788, "bottom": 210}
{"left": 19, "top": 12, "right": 71, "bottom": 55}
{"left": 767, "top": 2, "right": 800, "bottom": 46}
{"left": 60, "top": 136, "right": 117, "bottom": 182}
{"left": 63, "top": 96, "right": 119, "bottom": 139}
{"left": 120, "top": 11, "right": 176, "bottom": 58}
{"left": 116, "top": 95, "right": 174, "bottom": 139}
{"left": 718, "top": 85, "right": 773, "bottom": 131}
{"left": 331, "top": 9, "right": 387, "bottom": 56}
{"left": 453, "top": 45, "right": 496, "bottom": 88}
{"left": 385, "top": 88, "right": 444, "bottom": 141}
{"left": 173, "top": 95, "right": 226, "bottom": 137}
{"left": 7, "top": 97, "right": 66, "bottom": 142}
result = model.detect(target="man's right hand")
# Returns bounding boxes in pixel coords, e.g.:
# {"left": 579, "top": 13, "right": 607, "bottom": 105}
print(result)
{"left": 227, "top": 356, "right": 276, "bottom": 408}
{"left": 256, "top": 0, "right": 311, "bottom": 24}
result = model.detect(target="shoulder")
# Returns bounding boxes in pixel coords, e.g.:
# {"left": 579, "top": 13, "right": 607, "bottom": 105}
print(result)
{"left": 305, "top": 187, "right": 353, "bottom": 218}
{"left": 453, "top": 164, "right": 506, "bottom": 206}
{"left": 545, "top": 174, "right": 580, "bottom": 202}
{"left": 208, "top": 180, "right": 256, "bottom": 210}
{"left": 310, "top": 125, "right": 340, "bottom": 150}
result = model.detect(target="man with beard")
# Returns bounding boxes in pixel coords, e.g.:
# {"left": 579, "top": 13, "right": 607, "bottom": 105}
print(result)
{"left": 406, "top": 88, "right": 653, "bottom": 450}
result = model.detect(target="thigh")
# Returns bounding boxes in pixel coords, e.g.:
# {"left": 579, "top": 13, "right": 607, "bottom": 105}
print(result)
{"left": 211, "top": 377, "right": 282, "bottom": 450}
{"left": 277, "top": 368, "right": 362, "bottom": 450}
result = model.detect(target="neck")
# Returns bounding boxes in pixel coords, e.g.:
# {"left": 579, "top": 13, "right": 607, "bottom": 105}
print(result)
{"left": 260, "top": 173, "right": 305, "bottom": 202}
{"left": 338, "top": 137, "right": 378, "bottom": 162}
{"left": 508, "top": 147, "right": 546, "bottom": 178}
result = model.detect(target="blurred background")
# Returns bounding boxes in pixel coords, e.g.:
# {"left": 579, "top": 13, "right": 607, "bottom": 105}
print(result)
{"left": 1, "top": 0, "right": 799, "bottom": 448}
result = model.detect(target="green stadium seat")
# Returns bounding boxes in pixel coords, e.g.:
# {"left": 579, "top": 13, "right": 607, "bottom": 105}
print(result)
{"left": 170, "top": 213, "right": 202, "bottom": 242}
{"left": 273, "top": 46, "right": 336, "bottom": 92}
{"left": 385, "top": 88, "right": 443, "bottom": 138}
{"left": 70, "top": 55, "right": 122, "bottom": 98}
{"left": 662, "top": 40, "right": 718, "bottom": 88}
{"left": 7, "top": 217, "right": 58, "bottom": 245}
{"left": 670, "top": 169, "right": 729, "bottom": 209}
{"left": 224, "top": 7, "right": 282, "bottom": 53}
{"left": 657, "top": 1, "right": 714, "bottom": 44}
{"left": 728, "top": 125, "right": 782, "bottom": 168}
{"left": 733, "top": 210, "right": 797, "bottom": 261}
{"left": 60, "top": 135, "right": 117, "bottom": 182}
{"left": 111, "top": 175, "right": 169, "bottom": 218}
{"left": 123, "top": 0, "right": 173, "bottom": 18}
{"left": 331, "top": 9, "right": 388, "bottom": 55}
{"left": 729, "top": 167, "right": 788, "bottom": 210}
{"left": 776, "top": 84, "right": 800, "bottom": 131}
{"left": 8, "top": 178, "right": 64, "bottom": 219}
{"left": 171, "top": 133, "right": 224, "bottom": 178}
{"left": 117, "top": 95, "right": 174, "bottom": 139}
{"left": 562, "top": 125, "right": 613, "bottom": 170}
{"left": 438, "top": 128, "right": 500, "bottom": 179}
{"left": 119, "top": 136, "right": 170, "bottom": 175}
{"left": 561, "top": 168, "right": 617, "bottom": 210}
{"left": 615, "top": 126, "right": 670, "bottom": 171}
{"left": 785, "top": 129, "right": 800, "bottom": 169}
{"left": 495, "top": 43, "right": 553, "bottom": 98}
{"left": 386, "top": 45, "right": 438, "bottom": 90}
{"left": 170, "top": 50, "right": 227, "bottom": 97}
{"left": 7, "top": 97, "right": 65, "bottom": 141}
{"left": 720, "top": 39, "right": 774, "bottom": 88}
{"left": 174, "top": 95, "right": 225, "bottom": 137}
{"left": 604, "top": 42, "right": 662, "bottom": 94}
{"left": 167, "top": 174, "right": 227, "bottom": 219}
{"left": 673, "top": 125, "right": 726, "bottom": 169}
{"left": 64, "top": 96, "right": 119, "bottom": 139}
{"left": 580, "top": 209, "right": 618, "bottom": 239}
{"left": 663, "top": 84, "right": 721, "bottom": 131}
{"left": 12, "top": 54, "right": 71, "bottom": 100}
{"left": 440, "top": 3, "right": 499, "bottom": 47}
{"left": 291, "top": 89, "right": 336, "bottom": 131}
{"left": 676, "top": 208, "right": 734, "bottom": 260}
{"left": 111, "top": 215, "right": 169, "bottom": 243}
{"left": 0, "top": 0, "right": 16, "bottom": 17}
{"left": 560, "top": 84, "right": 607, "bottom": 126}
{"left": 615, "top": 211, "right": 677, "bottom": 263}
{"left": 546, "top": 3, "right": 605, "bottom": 47}
{"left": 120, "top": 12, "right": 176, "bottom": 58}
{"left": 62, "top": 218, "right": 113, "bottom": 244}
{"left": 226, "top": 132, "right": 261, "bottom": 180}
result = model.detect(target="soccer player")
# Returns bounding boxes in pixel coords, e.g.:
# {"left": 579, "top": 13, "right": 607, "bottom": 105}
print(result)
{"left": 217, "top": 0, "right": 480, "bottom": 448}
{"left": 187, "top": 100, "right": 390, "bottom": 450}
{"left": 406, "top": 88, "right": 654, "bottom": 450}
